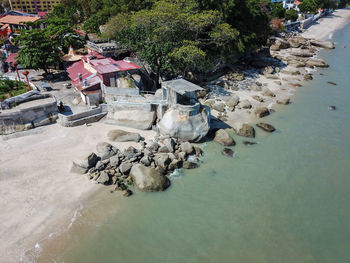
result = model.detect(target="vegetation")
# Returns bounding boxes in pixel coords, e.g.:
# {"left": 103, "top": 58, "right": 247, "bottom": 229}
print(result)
{"left": 285, "top": 9, "right": 299, "bottom": 21}
{"left": 0, "top": 79, "right": 28, "bottom": 101}
{"left": 299, "top": 0, "right": 318, "bottom": 13}
{"left": 14, "top": 18, "right": 86, "bottom": 75}
{"left": 271, "top": 3, "right": 286, "bottom": 19}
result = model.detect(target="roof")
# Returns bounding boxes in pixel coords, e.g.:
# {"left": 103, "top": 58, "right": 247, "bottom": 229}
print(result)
{"left": 0, "top": 15, "right": 41, "bottom": 25}
{"left": 5, "top": 53, "right": 18, "bottom": 63}
{"left": 163, "top": 79, "right": 203, "bottom": 95}
{"left": 89, "top": 58, "right": 140, "bottom": 74}
{"left": 0, "top": 24, "right": 9, "bottom": 30}
{"left": 294, "top": 0, "right": 301, "bottom": 5}
{"left": 37, "top": 12, "right": 48, "bottom": 18}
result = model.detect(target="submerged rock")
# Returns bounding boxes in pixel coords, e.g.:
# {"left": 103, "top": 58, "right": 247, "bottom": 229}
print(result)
{"left": 130, "top": 164, "right": 170, "bottom": 192}
{"left": 221, "top": 148, "right": 234, "bottom": 157}
{"left": 328, "top": 81, "right": 337, "bottom": 86}
{"left": 233, "top": 123, "right": 255, "bottom": 138}
{"left": 254, "top": 107, "right": 270, "bottom": 118}
{"left": 256, "top": 123, "right": 276, "bottom": 132}
{"left": 243, "top": 141, "right": 257, "bottom": 146}
{"left": 182, "top": 161, "right": 198, "bottom": 169}
{"left": 328, "top": 106, "right": 336, "bottom": 110}
{"left": 214, "top": 129, "right": 236, "bottom": 146}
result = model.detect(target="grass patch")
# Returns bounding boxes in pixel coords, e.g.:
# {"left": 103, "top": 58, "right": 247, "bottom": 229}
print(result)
{"left": 0, "top": 79, "right": 28, "bottom": 101}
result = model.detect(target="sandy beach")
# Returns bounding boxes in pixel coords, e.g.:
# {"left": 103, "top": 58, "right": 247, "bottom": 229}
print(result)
{"left": 0, "top": 123, "right": 155, "bottom": 263}
{"left": 0, "top": 8, "right": 350, "bottom": 263}
{"left": 302, "top": 8, "right": 350, "bottom": 40}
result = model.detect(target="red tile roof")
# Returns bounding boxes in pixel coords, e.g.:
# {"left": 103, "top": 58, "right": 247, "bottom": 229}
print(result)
{"left": 67, "top": 57, "right": 141, "bottom": 90}
{"left": 0, "top": 15, "right": 41, "bottom": 25}
{"left": 5, "top": 53, "right": 18, "bottom": 63}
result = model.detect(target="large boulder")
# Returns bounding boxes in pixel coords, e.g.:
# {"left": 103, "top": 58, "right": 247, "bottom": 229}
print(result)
{"left": 130, "top": 164, "right": 171, "bottom": 192}
{"left": 157, "top": 106, "right": 210, "bottom": 142}
{"left": 214, "top": 129, "right": 235, "bottom": 146}
{"left": 310, "top": 40, "right": 335, "bottom": 49}
{"left": 155, "top": 154, "right": 171, "bottom": 170}
{"left": 96, "top": 142, "right": 118, "bottom": 160}
{"left": 97, "top": 171, "right": 110, "bottom": 184}
{"left": 163, "top": 138, "right": 176, "bottom": 153}
{"left": 107, "top": 130, "right": 141, "bottom": 142}
{"left": 213, "top": 102, "right": 225, "bottom": 112}
{"left": 113, "top": 110, "right": 156, "bottom": 130}
{"left": 290, "top": 50, "right": 314, "bottom": 57}
{"left": 306, "top": 58, "right": 329, "bottom": 68}
{"left": 237, "top": 99, "right": 252, "bottom": 109}
{"left": 233, "top": 123, "right": 255, "bottom": 138}
{"left": 262, "top": 88, "right": 276, "bottom": 97}
{"left": 180, "top": 142, "right": 194, "bottom": 155}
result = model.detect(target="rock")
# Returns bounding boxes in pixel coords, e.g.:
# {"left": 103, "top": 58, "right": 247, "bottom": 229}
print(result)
{"left": 233, "top": 123, "right": 255, "bottom": 138}
{"left": 164, "top": 138, "right": 176, "bottom": 153}
{"left": 120, "top": 162, "right": 132, "bottom": 175}
{"left": 310, "top": 40, "right": 335, "bottom": 49}
{"left": 262, "top": 66, "right": 274, "bottom": 75}
{"left": 146, "top": 141, "right": 159, "bottom": 152}
{"left": 256, "top": 123, "right": 276, "bottom": 132}
{"left": 182, "top": 161, "right": 198, "bottom": 169}
{"left": 140, "top": 156, "right": 151, "bottom": 166}
{"left": 168, "top": 159, "right": 182, "bottom": 170}
{"left": 243, "top": 141, "right": 257, "bottom": 146}
{"left": 123, "top": 189, "right": 133, "bottom": 197}
{"left": 306, "top": 58, "right": 329, "bottom": 68}
{"left": 223, "top": 95, "right": 239, "bottom": 108}
{"left": 80, "top": 153, "right": 99, "bottom": 169}
{"left": 109, "top": 155, "right": 120, "bottom": 167}
{"left": 274, "top": 81, "right": 282, "bottom": 86}
{"left": 290, "top": 50, "right": 314, "bottom": 57}
{"left": 158, "top": 145, "right": 170, "bottom": 153}
{"left": 113, "top": 110, "right": 156, "bottom": 130}
{"left": 213, "top": 102, "right": 225, "bottom": 112}
{"left": 155, "top": 154, "right": 171, "bottom": 170}
{"left": 95, "top": 161, "right": 105, "bottom": 171}
{"left": 180, "top": 142, "right": 194, "bottom": 155}
{"left": 252, "top": 95, "right": 264, "bottom": 102}
{"left": 328, "top": 81, "right": 337, "bottom": 85}
{"left": 277, "top": 98, "right": 290, "bottom": 105}
{"left": 71, "top": 162, "right": 88, "bottom": 174}
{"left": 96, "top": 142, "right": 118, "bottom": 160}
{"left": 214, "top": 129, "right": 236, "bottom": 146}
{"left": 97, "top": 171, "right": 110, "bottom": 184}
{"left": 264, "top": 74, "right": 279, "bottom": 80}
{"left": 194, "top": 146, "right": 202, "bottom": 157}
{"left": 130, "top": 164, "right": 170, "bottom": 192}
{"left": 255, "top": 107, "right": 270, "bottom": 118}
{"left": 237, "top": 99, "right": 252, "bottom": 109}
{"left": 249, "top": 83, "right": 262, "bottom": 91}
{"left": 157, "top": 106, "right": 210, "bottom": 142}
{"left": 221, "top": 148, "right": 234, "bottom": 157}
{"left": 178, "top": 151, "right": 187, "bottom": 161}
{"left": 262, "top": 88, "right": 276, "bottom": 97}
{"left": 107, "top": 130, "right": 141, "bottom": 142}
{"left": 328, "top": 106, "right": 336, "bottom": 110}
{"left": 304, "top": 73, "right": 313, "bottom": 81}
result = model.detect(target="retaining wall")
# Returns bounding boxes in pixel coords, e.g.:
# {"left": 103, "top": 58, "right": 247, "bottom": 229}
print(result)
{"left": 57, "top": 105, "right": 107, "bottom": 127}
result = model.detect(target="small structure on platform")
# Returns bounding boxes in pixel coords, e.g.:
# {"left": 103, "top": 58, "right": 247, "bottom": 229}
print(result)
{"left": 87, "top": 40, "right": 117, "bottom": 58}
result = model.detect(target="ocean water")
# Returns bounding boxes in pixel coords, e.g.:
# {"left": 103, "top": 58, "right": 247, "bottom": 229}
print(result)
{"left": 35, "top": 24, "right": 350, "bottom": 263}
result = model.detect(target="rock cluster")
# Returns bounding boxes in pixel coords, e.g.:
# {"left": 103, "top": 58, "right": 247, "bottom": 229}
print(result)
{"left": 71, "top": 138, "right": 203, "bottom": 196}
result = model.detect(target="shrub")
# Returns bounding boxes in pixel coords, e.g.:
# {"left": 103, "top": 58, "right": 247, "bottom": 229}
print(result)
{"left": 285, "top": 9, "right": 299, "bottom": 21}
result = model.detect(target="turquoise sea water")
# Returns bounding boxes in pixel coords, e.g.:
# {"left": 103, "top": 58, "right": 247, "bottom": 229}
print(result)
{"left": 38, "top": 24, "right": 350, "bottom": 263}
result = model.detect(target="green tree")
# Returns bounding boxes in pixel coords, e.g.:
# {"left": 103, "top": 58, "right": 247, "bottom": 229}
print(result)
{"left": 14, "top": 29, "right": 61, "bottom": 75}
{"left": 271, "top": 2, "right": 286, "bottom": 19}
{"left": 83, "top": 13, "right": 109, "bottom": 33}
{"left": 299, "top": 0, "right": 318, "bottom": 13}
{"left": 285, "top": 9, "right": 299, "bottom": 21}
{"left": 105, "top": 0, "right": 239, "bottom": 79}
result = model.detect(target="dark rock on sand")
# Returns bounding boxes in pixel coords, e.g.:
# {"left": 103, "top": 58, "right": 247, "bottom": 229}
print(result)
{"left": 328, "top": 106, "right": 336, "bottom": 110}
{"left": 256, "top": 123, "right": 276, "bottom": 132}
{"left": 277, "top": 98, "right": 290, "bottom": 105}
{"left": 328, "top": 81, "right": 337, "bottom": 85}
{"left": 107, "top": 130, "right": 141, "bottom": 142}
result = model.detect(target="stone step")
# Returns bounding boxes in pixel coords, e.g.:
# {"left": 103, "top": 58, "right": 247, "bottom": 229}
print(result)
{"left": 58, "top": 112, "right": 107, "bottom": 127}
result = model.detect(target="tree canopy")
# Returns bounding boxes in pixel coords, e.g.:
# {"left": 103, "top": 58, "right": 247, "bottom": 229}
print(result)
{"left": 299, "top": 0, "right": 318, "bottom": 13}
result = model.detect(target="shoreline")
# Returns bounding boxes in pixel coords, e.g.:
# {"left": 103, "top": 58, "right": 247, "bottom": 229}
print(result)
{"left": 0, "top": 8, "right": 349, "bottom": 263}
